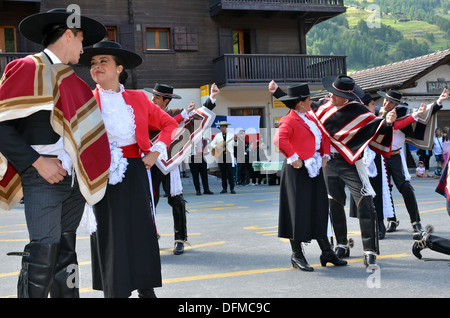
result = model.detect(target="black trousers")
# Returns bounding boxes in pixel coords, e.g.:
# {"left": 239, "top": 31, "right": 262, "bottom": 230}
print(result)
{"left": 219, "top": 162, "right": 235, "bottom": 191}
{"left": 21, "top": 166, "right": 85, "bottom": 244}
{"left": 384, "top": 153, "right": 421, "bottom": 223}
{"left": 151, "top": 165, "right": 187, "bottom": 241}
{"left": 425, "top": 235, "right": 450, "bottom": 256}
{"left": 349, "top": 154, "right": 385, "bottom": 227}
{"left": 323, "top": 155, "right": 378, "bottom": 253}
{"left": 189, "top": 155, "right": 211, "bottom": 192}
{"left": 19, "top": 166, "right": 85, "bottom": 298}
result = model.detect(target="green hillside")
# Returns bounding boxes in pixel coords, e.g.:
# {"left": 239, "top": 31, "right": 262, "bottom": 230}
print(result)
{"left": 306, "top": 0, "right": 450, "bottom": 72}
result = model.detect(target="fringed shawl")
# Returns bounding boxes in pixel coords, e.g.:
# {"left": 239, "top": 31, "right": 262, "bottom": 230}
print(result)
{"left": 0, "top": 52, "right": 110, "bottom": 209}
{"left": 312, "top": 99, "right": 393, "bottom": 164}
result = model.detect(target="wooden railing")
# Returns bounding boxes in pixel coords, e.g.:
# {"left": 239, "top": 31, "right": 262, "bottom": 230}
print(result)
{"left": 0, "top": 53, "right": 29, "bottom": 75}
{"left": 212, "top": 0, "right": 344, "bottom": 5}
{"left": 210, "top": 0, "right": 345, "bottom": 15}
{"left": 213, "top": 54, "right": 347, "bottom": 86}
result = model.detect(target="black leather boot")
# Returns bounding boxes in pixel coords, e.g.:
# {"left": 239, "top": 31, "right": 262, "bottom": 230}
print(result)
{"left": 364, "top": 251, "right": 379, "bottom": 270}
{"left": 386, "top": 219, "right": 399, "bottom": 232}
{"left": 358, "top": 196, "right": 379, "bottom": 254}
{"left": 329, "top": 198, "right": 349, "bottom": 253}
{"left": 317, "top": 239, "right": 347, "bottom": 267}
{"left": 290, "top": 240, "right": 313, "bottom": 272}
{"left": 412, "top": 225, "right": 450, "bottom": 259}
{"left": 16, "top": 242, "right": 59, "bottom": 298}
{"left": 335, "top": 244, "right": 350, "bottom": 258}
{"left": 50, "top": 232, "right": 79, "bottom": 298}
{"left": 412, "top": 221, "right": 424, "bottom": 233}
{"left": 378, "top": 220, "right": 386, "bottom": 240}
{"left": 169, "top": 195, "right": 188, "bottom": 255}
{"left": 137, "top": 288, "right": 157, "bottom": 298}
{"left": 173, "top": 241, "right": 185, "bottom": 255}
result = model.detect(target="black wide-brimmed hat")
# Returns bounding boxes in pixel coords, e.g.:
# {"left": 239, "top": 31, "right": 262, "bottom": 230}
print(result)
{"left": 377, "top": 89, "right": 408, "bottom": 106}
{"left": 361, "top": 93, "right": 374, "bottom": 105}
{"left": 78, "top": 40, "right": 143, "bottom": 69}
{"left": 322, "top": 75, "right": 364, "bottom": 101}
{"left": 278, "top": 83, "right": 318, "bottom": 102}
{"left": 144, "top": 83, "right": 182, "bottom": 100}
{"left": 19, "top": 8, "right": 106, "bottom": 46}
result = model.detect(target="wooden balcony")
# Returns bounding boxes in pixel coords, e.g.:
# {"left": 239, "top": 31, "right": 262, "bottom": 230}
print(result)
{"left": 213, "top": 54, "right": 347, "bottom": 87}
{"left": 0, "top": 53, "right": 29, "bottom": 75}
{"left": 210, "top": 0, "right": 346, "bottom": 17}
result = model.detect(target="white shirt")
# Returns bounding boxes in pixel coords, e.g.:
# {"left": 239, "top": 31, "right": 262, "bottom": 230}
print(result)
{"left": 433, "top": 136, "right": 443, "bottom": 155}
{"left": 30, "top": 48, "right": 65, "bottom": 156}
{"left": 97, "top": 84, "right": 137, "bottom": 147}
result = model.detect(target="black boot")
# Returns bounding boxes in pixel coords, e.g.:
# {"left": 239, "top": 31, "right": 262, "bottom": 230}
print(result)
{"left": 15, "top": 242, "right": 59, "bottom": 298}
{"left": 386, "top": 218, "right": 399, "bottom": 232}
{"left": 137, "top": 288, "right": 157, "bottom": 298}
{"left": 169, "top": 195, "right": 188, "bottom": 255}
{"left": 412, "top": 225, "right": 450, "bottom": 259}
{"left": 364, "top": 251, "right": 379, "bottom": 270}
{"left": 335, "top": 244, "right": 350, "bottom": 258}
{"left": 317, "top": 239, "right": 347, "bottom": 267}
{"left": 378, "top": 220, "right": 386, "bottom": 240}
{"left": 174, "top": 241, "right": 185, "bottom": 255}
{"left": 290, "top": 240, "right": 313, "bottom": 272}
{"left": 50, "top": 232, "right": 79, "bottom": 298}
{"left": 412, "top": 232, "right": 427, "bottom": 259}
{"left": 412, "top": 221, "right": 424, "bottom": 233}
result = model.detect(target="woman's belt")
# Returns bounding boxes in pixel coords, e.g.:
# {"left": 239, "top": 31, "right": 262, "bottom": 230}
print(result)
{"left": 120, "top": 144, "right": 142, "bottom": 158}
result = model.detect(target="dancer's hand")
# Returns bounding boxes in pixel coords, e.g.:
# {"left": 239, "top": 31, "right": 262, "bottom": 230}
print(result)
{"left": 437, "top": 88, "right": 449, "bottom": 104}
{"left": 142, "top": 151, "right": 160, "bottom": 169}
{"left": 386, "top": 109, "right": 397, "bottom": 124}
{"left": 268, "top": 80, "right": 278, "bottom": 94}
{"left": 32, "top": 156, "right": 67, "bottom": 184}
{"left": 291, "top": 159, "right": 303, "bottom": 169}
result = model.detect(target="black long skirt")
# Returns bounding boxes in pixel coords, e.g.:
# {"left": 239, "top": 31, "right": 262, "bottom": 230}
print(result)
{"left": 278, "top": 160, "right": 329, "bottom": 242}
{"left": 91, "top": 158, "right": 162, "bottom": 298}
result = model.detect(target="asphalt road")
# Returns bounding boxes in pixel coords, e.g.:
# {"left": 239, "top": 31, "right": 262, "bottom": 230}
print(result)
{"left": 1, "top": 171, "right": 449, "bottom": 303}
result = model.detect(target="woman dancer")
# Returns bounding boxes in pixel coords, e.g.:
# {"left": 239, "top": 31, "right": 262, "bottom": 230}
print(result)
{"left": 270, "top": 81, "right": 346, "bottom": 271}
{"left": 79, "top": 41, "right": 178, "bottom": 297}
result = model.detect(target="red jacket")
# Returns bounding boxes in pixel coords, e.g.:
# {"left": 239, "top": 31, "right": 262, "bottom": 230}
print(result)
{"left": 274, "top": 110, "right": 330, "bottom": 160}
{"left": 93, "top": 88, "right": 178, "bottom": 153}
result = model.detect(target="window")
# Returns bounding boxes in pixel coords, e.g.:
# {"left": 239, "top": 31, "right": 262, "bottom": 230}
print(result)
{"left": 0, "top": 26, "right": 17, "bottom": 53}
{"left": 105, "top": 26, "right": 117, "bottom": 41}
{"left": 146, "top": 28, "right": 170, "bottom": 50}
{"left": 230, "top": 107, "right": 265, "bottom": 128}
{"left": 232, "top": 30, "right": 251, "bottom": 54}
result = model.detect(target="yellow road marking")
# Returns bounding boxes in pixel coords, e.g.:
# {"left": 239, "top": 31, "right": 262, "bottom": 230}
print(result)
{"left": 0, "top": 231, "right": 24, "bottom": 234}
{"left": 189, "top": 206, "right": 248, "bottom": 212}
{"left": 0, "top": 224, "right": 26, "bottom": 228}
{"left": 187, "top": 203, "right": 234, "bottom": 209}
{"left": 0, "top": 253, "right": 414, "bottom": 297}
{"left": 160, "top": 241, "right": 226, "bottom": 254}
{"left": 0, "top": 241, "right": 225, "bottom": 280}
{"left": 0, "top": 210, "right": 24, "bottom": 214}
{"left": 161, "top": 253, "right": 411, "bottom": 284}
{"left": 420, "top": 207, "right": 446, "bottom": 214}
{"left": 244, "top": 225, "right": 277, "bottom": 230}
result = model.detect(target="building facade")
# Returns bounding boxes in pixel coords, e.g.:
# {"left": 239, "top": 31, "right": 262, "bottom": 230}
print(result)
{"left": 1, "top": 0, "right": 347, "bottom": 153}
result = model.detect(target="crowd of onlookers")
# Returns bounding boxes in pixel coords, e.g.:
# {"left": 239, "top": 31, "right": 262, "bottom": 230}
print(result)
{"left": 416, "top": 126, "right": 450, "bottom": 178}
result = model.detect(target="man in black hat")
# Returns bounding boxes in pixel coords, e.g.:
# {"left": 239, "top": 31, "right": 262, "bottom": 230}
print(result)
{"left": 0, "top": 8, "right": 108, "bottom": 297}
{"left": 146, "top": 83, "right": 218, "bottom": 255}
{"left": 189, "top": 84, "right": 221, "bottom": 196}
{"left": 376, "top": 88, "right": 447, "bottom": 233}
{"left": 211, "top": 120, "right": 237, "bottom": 194}
{"left": 270, "top": 76, "right": 396, "bottom": 270}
